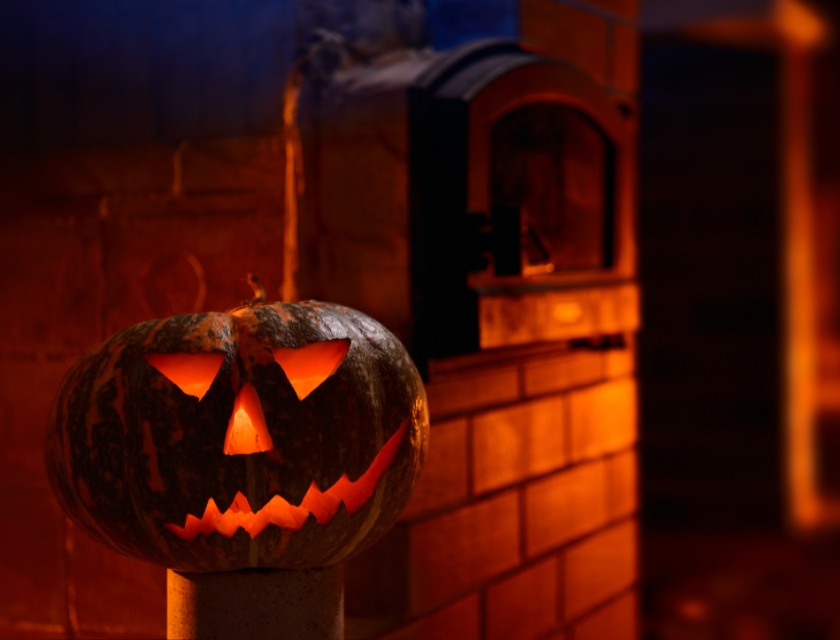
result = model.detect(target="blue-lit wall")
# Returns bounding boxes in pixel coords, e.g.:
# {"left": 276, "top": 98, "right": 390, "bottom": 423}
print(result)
{"left": 0, "top": 0, "right": 520, "bottom": 151}
{"left": 426, "top": 0, "right": 518, "bottom": 49}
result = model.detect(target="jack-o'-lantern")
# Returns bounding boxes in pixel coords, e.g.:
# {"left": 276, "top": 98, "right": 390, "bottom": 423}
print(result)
{"left": 45, "top": 296, "right": 428, "bottom": 573}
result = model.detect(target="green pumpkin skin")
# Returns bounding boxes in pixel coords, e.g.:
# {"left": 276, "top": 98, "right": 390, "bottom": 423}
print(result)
{"left": 45, "top": 301, "right": 429, "bottom": 572}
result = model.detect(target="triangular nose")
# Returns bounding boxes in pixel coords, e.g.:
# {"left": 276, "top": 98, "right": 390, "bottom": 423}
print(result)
{"left": 223, "top": 383, "right": 273, "bottom": 455}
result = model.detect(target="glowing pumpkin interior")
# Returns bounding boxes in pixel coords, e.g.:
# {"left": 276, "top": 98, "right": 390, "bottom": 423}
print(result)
{"left": 223, "top": 382, "right": 273, "bottom": 455}
{"left": 166, "top": 418, "right": 408, "bottom": 540}
{"left": 144, "top": 339, "right": 402, "bottom": 541}
{"left": 273, "top": 339, "right": 351, "bottom": 400}
{"left": 144, "top": 353, "right": 225, "bottom": 400}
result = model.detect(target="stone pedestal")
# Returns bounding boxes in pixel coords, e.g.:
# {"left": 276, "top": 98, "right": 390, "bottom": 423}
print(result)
{"left": 167, "top": 565, "right": 343, "bottom": 640}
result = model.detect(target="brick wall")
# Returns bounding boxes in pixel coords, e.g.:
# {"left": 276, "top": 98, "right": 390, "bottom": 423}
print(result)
{"left": 520, "top": 0, "right": 638, "bottom": 96}
{"left": 0, "top": 0, "right": 638, "bottom": 637}
{"left": 0, "top": 136, "right": 285, "bottom": 639}
{"left": 345, "top": 342, "right": 639, "bottom": 639}
{"left": 341, "top": 2, "right": 641, "bottom": 637}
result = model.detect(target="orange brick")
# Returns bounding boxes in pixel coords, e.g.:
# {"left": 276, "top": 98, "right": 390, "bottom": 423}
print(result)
{"left": 573, "top": 591, "right": 637, "bottom": 640}
{"left": 426, "top": 368, "right": 519, "bottom": 420}
{"left": 486, "top": 557, "right": 559, "bottom": 640}
{"left": 525, "top": 461, "right": 608, "bottom": 558}
{"left": 5, "top": 143, "right": 174, "bottom": 199}
{"left": 0, "top": 358, "right": 75, "bottom": 492}
{"left": 180, "top": 136, "right": 285, "bottom": 194}
{"left": 610, "top": 23, "right": 639, "bottom": 93}
{"left": 62, "top": 633, "right": 164, "bottom": 640}
{"left": 523, "top": 351, "right": 602, "bottom": 398}
{"left": 309, "top": 102, "right": 407, "bottom": 244}
{"left": 568, "top": 379, "right": 637, "bottom": 462}
{"left": 520, "top": 0, "right": 607, "bottom": 84}
{"left": 0, "top": 493, "right": 66, "bottom": 632}
{"left": 584, "top": 0, "right": 638, "bottom": 19}
{"left": 297, "top": 221, "right": 413, "bottom": 348}
{"left": 401, "top": 419, "right": 469, "bottom": 519}
{"left": 297, "top": 98, "right": 413, "bottom": 339}
{"left": 607, "top": 450, "right": 637, "bottom": 519}
{"left": 409, "top": 492, "right": 520, "bottom": 614}
{"left": 101, "top": 192, "right": 281, "bottom": 219}
{"left": 69, "top": 522, "right": 166, "bottom": 637}
{"left": 0, "top": 217, "right": 104, "bottom": 357}
{"left": 564, "top": 520, "right": 637, "bottom": 620}
{"left": 102, "top": 212, "right": 284, "bottom": 335}
{"left": 473, "top": 396, "right": 567, "bottom": 494}
{"left": 0, "top": 626, "right": 65, "bottom": 638}
{"left": 604, "top": 342, "right": 635, "bottom": 379}
{"left": 380, "top": 594, "right": 480, "bottom": 640}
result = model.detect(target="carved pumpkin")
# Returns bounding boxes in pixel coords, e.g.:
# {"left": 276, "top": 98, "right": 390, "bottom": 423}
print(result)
{"left": 45, "top": 300, "right": 428, "bottom": 573}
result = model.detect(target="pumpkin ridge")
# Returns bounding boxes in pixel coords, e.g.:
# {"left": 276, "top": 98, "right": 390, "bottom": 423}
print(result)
{"left": 116, "top": 321, "right": 187, "bottom": 567}
{"left": 60, "top": 357, "right": 132, "bottom": 557}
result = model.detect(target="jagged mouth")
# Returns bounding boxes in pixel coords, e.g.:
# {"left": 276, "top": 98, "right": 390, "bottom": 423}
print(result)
{"left": 165, "top": 419, "right": 408, "bottom": 541}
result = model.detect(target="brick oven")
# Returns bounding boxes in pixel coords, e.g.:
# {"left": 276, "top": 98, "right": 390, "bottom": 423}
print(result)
{"left": 0, "top": 1, "right": 638, "bottom": 639}
{"left": 297, "top": 8, "right": 641, "bottom": 640}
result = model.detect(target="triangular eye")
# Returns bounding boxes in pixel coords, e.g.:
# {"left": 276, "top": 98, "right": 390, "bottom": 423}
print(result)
{"left": 273, "top": 339, "right": 350, "bottom": 400}
{"left": 144, "top": 353, "right": 225, "bottom": 400}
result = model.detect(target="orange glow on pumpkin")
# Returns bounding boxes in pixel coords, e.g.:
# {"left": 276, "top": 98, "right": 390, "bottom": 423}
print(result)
{"left": 144, "top": 352, "right": 225, "bottom": 400}
{"left": 273, "top": 339, "right": 351, "bottom": 400}
{"left": 166, "top": 418, "right": 408, "bottom": 540}
{"left": 223, "top": 383, "right": 273, "bottom": 455}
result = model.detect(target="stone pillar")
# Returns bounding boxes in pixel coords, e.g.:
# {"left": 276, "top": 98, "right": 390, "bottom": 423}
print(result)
{"left": 167, "top": 565, "right": 343, "bottom": 640}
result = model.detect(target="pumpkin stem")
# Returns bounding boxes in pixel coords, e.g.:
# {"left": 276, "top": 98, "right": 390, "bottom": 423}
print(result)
{"left": 244, "top": 274, "right": 266, "bottom": 305}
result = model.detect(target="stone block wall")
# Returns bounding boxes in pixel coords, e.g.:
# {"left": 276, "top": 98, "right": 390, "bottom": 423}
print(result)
{"left": 341, "top": 3, "right": 642, "bottom": 636}
{"left": 344, "top": 344, "right": 638, "bottom": 639}
{"left": 0, "top": 1, "right": 638, "bottom": 637}
{"left": 0, "top": 136, "right": 285, "bottom": 639}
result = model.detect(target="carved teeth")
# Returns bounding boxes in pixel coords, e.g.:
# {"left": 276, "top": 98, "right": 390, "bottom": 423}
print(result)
{"left": 165, "top": 419, "right": 408, "bottom": 541}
